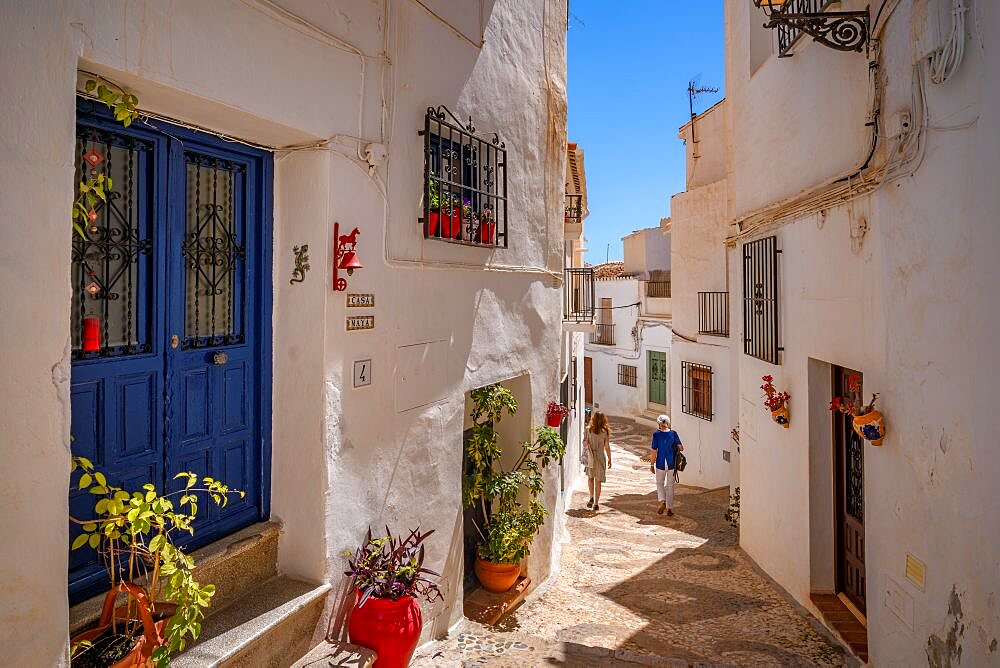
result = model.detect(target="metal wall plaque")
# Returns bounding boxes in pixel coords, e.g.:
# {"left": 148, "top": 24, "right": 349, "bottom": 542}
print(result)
{"left": 347, "top": 293, "right": 375, "bottom": 308}
{"left": 353, "top": 359, "right": 372, "bottom": 387}
{"left": 346, "top": 315, "right": 375, "bottom": 331}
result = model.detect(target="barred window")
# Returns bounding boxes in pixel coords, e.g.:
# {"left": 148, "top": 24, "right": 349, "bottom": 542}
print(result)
{"left": 618, "top": 364, "right": 637, "bottom": 387}
{"left": 681, "top": 361, "right": 713, "bottom": 421}
{"left": 743, "top": 235, "right": 782, "bottom": 364}
{"left": 420, "top": 106, "right": 507, "bottom": 247}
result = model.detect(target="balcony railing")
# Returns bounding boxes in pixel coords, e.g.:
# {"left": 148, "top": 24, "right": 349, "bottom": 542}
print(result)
{"left": 645, "top": 280, "right": 671, "bottom": 298}
{"left": 564, "top": 193, "right": 582, "bottom": 226}
{"left": 591, "top": 323, "right": 615, "bottom": 346}
{"left": 698, "top": 291, "right": 729, "bottom": 336}
{"left": 564, "top": 268, "right": 595, "bottom": 323}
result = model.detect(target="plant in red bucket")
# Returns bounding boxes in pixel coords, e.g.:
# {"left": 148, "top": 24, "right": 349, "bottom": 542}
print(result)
{"left": 760, "top": 375, "right": 791, "bottom": 428}
{"left": 829, "top": 374, "right": 886, "bottom": 445}
{"left": 477, "top": 206, "right": 496, "bottom": 245}
{"left": 345, "top": 527, "right": 442, "bottom": 668}
{"left": 545, "top": 401, "right": 569, "bottom": 428}
{"left": 68, "top": 458, "right": 243, "bottom": 667}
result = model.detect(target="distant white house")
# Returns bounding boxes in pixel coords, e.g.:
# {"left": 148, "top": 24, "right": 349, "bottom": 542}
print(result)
{"left": 584, "top": 223, "right": 672, "bottom": 423}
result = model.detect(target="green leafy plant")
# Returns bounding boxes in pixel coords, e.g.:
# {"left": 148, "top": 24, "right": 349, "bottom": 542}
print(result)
{"left": 463, "top": 385, "right": 566, "bottom": 565}
{"left": 84, "top": 79, "right": 139, "bottom": 127}
{"left": 70, "top": 457, "right": 243, "bottom": 667}
{"left": 428, "top": 178, "right": 441, "bottom": 212}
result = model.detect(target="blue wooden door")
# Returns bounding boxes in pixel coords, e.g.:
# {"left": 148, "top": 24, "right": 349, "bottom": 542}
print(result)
{"left": 69, "top": 101, "right": 272, "bottom": 602}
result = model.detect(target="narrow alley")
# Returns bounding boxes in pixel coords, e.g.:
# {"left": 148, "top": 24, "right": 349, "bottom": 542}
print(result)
{"left": 413, "top": 417, "right": 853, "bottom": 667}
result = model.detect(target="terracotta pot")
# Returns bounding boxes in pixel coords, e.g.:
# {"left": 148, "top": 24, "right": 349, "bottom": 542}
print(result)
{"left": 70, "top": 582, "right": 168, "bottom": 668}
{"left": 853, "top": 409, "right": 886, "bottom": 446}
{"left": 348, "top": 591, "right": 422, "bottom": 668}
{"left": 474, "top": 556, "right": 520, "bottom": 593}
{"left": 770, "top": 404, "right": 790, "bottom": 429}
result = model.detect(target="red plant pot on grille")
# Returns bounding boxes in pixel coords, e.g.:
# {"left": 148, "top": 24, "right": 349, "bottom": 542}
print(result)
{"left": 477, "top": 222, "right": 496, "bottom": 245}
{"left": 546, "top": 413, "right": 562, "bottom": 427}
{"left": 348, "top": 591, "right": 423, "bottom": 668}
{"left": 428, "top": 211, "right": 441, "bottom": 237}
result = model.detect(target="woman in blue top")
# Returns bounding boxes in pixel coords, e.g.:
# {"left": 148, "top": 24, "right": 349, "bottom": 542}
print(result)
{"left": 649, "top": 414, "right": 683, "bottom": 516}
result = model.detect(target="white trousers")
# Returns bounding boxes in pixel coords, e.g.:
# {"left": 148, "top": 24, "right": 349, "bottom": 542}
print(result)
{"left": 655, "top": 467, "right": 676, "bottom": 507}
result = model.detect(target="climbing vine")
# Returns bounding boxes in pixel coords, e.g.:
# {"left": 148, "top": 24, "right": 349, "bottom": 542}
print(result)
{"left": 74, "top": 78, "right": 140, "bottom": 239}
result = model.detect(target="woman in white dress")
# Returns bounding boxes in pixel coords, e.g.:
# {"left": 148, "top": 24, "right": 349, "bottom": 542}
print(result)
{"left": 584, "top": 411, "right": 612, "bottom": 511}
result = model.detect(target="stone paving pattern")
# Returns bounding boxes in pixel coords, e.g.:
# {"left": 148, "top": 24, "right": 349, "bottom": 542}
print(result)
{"left": 412, "top": 417, "right": 857, "bottom": 667}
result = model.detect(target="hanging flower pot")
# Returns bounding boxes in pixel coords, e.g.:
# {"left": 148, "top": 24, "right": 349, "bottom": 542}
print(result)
{"left": 82, "top": 316, "right": 101, "bottom": 352}
{"left": 760, "top": 376, "right": 791, "bottom": 429}
{"left": 545, "top": 401, "right": 568, "bottom": 427}
{"left": 474, "top": 556, "right": 520, "bottom": 593}
{"left": 770, "top": 403, "right": 790, "bottom": 429}
{"left": 852, "top": 410, "right": 886, "bottom": 446}
{"left": 348, "top": 591, "right": 423, "bottom": 668}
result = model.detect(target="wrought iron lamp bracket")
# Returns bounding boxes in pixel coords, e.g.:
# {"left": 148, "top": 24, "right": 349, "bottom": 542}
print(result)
{"left": 756, "top": 2, "right": 870, "bottom": 55}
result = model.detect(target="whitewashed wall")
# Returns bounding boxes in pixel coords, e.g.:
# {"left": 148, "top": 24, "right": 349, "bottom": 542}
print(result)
{"left": 0, "top": 0, "right": 569, "bottom": 663}
{"left": 726, "top": 1, "right": 1000, "bottom": 664}
{"left": 623, "top": 226, "right": 671, "bottom": 279}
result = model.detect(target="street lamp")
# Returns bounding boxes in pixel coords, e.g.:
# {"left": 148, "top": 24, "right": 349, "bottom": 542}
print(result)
{"left": 753, "top": 0, "right": 869, "bottom": 55}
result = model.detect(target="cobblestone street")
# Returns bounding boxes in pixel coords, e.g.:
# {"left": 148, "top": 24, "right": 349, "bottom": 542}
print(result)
{"left": 413, "top": 417, "right": 856, "bottom": 667}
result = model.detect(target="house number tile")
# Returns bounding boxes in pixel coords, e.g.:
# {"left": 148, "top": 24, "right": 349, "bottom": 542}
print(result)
{"left": 347, "top": 293, "right": 375, "bottom": 308}
{"left": 353, "top": 359, "right": 372, "bottom": 388}
{"left": 346, "top": 315, "right": 375, "bottom": 331}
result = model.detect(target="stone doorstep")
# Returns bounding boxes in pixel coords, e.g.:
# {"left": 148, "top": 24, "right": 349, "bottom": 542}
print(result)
{"left": 69, "top": 520, "right": 281, "bottom": 635}
{"left": 809, "top": 593, "right": 869, "bottom": 663}
{"left": 292, "top": 640, "right": 377, "bottom": 668}
{"left": 463, "top": 576, "right": 532, "bottom": 626}
{"left": 172, "top": 575, "right": 330, "bottom": 667}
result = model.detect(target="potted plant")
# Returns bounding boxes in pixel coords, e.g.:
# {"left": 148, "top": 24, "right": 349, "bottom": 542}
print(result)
{"left": 829, "top": 374, "right": 886, "bottom": 445}
{"left": 464, "top": 385, "right": 566, "bottom": 593}
{"left": 477, "top": 206, "right": 496, "bottom": 245}
{"left": 427, "top": 178, "right": 442, "bottom": 237}
{"left": 344, "top": 527, "right": 442, "bottom": 668}
{"left": 545, "top": 401, "right": 568, "bottom": 428}
{"left": 760, "top": 375, "right": 791, "bottom": 428}
{"left": 69, "top": 457, "right": 243, "bottom": 667}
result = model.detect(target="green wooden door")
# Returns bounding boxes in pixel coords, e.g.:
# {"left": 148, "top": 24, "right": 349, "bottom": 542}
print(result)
{"left": 647, "top": 351, "right": 667, "bottom": 405}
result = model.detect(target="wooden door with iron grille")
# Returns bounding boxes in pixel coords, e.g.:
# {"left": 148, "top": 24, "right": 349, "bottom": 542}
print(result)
{"left": 834, "top": 366, "right": 866, "bottom": 614}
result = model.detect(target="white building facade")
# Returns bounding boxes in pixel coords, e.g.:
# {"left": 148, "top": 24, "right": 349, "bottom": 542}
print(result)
{"left": 714, "top": 1, "right": 1000, "bottom": 664}
{"left": 0, "top": 1, "right": 578, "bottom": 664}
{"left": 585, "top": 224, "right": 672, "bottom": 421}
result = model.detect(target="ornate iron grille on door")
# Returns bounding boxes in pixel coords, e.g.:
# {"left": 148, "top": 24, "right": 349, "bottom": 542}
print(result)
{"left": 182, "top": 153, "right": 246, "bottom": 348}
{"left": 72, "top": 126, "right": 154, "bottom": 359}
{"left": 420, "top": 106, "right": 507, "bottom": 247}
{"left": 743, "top": 235, "right": 782, "bottom": 364}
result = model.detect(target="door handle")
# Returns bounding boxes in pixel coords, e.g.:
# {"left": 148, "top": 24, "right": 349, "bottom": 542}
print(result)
{"left": 171, "top": 334, "right": 179, "bottom": 349}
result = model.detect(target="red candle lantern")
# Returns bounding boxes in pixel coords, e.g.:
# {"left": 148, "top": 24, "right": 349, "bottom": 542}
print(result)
{"left": 82, "top": 317, "right": 101, "bottom": 352}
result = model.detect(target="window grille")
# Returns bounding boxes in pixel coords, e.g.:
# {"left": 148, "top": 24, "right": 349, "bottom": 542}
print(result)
{"left": 646, "top": 280, "right": 671, "bottom": 298}
{"left": 71, "top": 124, "right": 154, "bottom": 359}
{"left": 591, "top": 324, "right": 615, "bottom": 346}
{"left": 420, "top": 106, "right": 507, "bottom": 247}
{"left": 570, "top": 357, "right": 578, "bottom": 409}
{"left": 564, "top": 268, "right": 595, "bottom": 322}
{"left": 681, "top": 361, "right": 713, "bottom": 421}
{"left": 618, "top": 364, "right": 637, "bottom": 388}
{"left": 698, "top": 291, "right": 729, "bottom": 336}
{"left": 743, "top": 235, "right": 782, "bottom": 364}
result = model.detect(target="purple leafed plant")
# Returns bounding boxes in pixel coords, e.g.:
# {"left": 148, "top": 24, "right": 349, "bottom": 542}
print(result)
{"left": 344, "top": 526, "right": 443, "bottom": 607}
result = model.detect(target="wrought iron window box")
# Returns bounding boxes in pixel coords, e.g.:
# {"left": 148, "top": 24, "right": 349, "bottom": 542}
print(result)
{"left": 591, "top": 323, "right": 615, "bottom": 346}
{"left": 698, "top": 291, "right": 729, "bottom": 337}
{"left": 419, "top": 106, "right": 507, "bottom": 248}
{"left": 564, "top": 267, "right": 595, "bottom": 323}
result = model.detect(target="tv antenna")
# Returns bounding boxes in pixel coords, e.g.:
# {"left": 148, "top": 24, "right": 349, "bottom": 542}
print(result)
{"left": 687, "top": 80, "right": 719, "bottom": 156}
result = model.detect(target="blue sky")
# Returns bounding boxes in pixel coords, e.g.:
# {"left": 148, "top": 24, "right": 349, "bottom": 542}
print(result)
{"left": 568, "top": 1, "right": 725, "bottom": 264}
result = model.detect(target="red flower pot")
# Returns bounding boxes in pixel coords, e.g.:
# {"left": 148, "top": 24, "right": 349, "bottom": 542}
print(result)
{"left": 477, "top": 222, "right": 496, "bottom": 245}
{"left": 70, "top": 582, "right": 168, "bottom": 667}
{"left": 82, "top": 316, "right": 101, "bottom": 352}
{"left": 546, "top": 413, "right": 562, "bottom": 427}
{"left": 348, "top": 591, "right": 423, "bottom": 668}
{"left": 428, "top": 211, "right": 440, "bottom": 237}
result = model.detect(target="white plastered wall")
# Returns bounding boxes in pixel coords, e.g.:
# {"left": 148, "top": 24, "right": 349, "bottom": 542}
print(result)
{"left": 725, "top": 1, "right": 1000, "bottom": 664}
{"left": 0, "top": 0, "right": 570, "bottom": 661}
